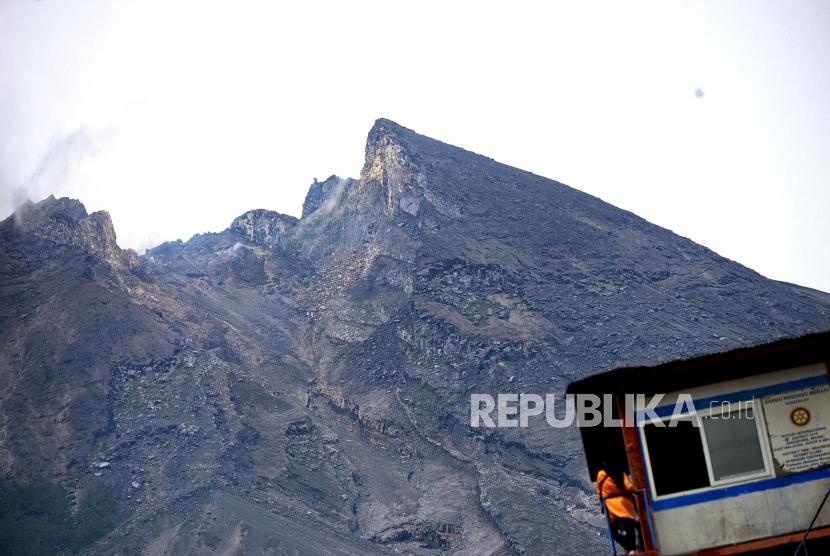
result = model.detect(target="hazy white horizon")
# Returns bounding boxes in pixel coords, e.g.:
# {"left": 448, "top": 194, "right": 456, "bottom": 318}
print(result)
{"left": 1, "top": 1, "right": 828, "bottom": 292}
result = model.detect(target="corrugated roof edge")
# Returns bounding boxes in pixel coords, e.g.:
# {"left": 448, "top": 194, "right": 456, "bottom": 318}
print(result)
{"left": 566, "top": 330, "right": 830, "bottom": 396}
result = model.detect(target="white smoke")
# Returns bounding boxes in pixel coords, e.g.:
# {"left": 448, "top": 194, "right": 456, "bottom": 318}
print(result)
{"left": 317, "top": 177, "right": 348, "bottom": 217}
{"left": 2, "top": 127, "right": 114, "bottom": 225}
{"left": 295, "top": 176, "right": 349, "bottom": 233}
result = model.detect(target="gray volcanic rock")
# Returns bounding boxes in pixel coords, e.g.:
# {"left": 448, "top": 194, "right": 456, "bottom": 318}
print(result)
{"left": 10, "top": 194, "right": 140, "bottom": 270}
{"left": 1, "top": 119, "right": 829, "bottom": 555}
{"left": 301, "top": 175, "right": 350, "bottom": 219}
{"left": 230, "top": 209, "right": 298, "bottom": 250}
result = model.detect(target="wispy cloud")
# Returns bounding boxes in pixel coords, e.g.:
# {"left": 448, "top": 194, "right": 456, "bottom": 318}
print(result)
{"left": 1, "top": 127, "right": 115, "bottom": 222}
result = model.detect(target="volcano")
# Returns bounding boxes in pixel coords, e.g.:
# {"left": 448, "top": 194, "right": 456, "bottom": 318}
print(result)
{"left": 1, "top": 119, "right": 828, "bottom": 555}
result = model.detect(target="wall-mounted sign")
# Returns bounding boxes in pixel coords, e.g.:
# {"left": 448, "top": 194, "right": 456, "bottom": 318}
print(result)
{"left": 762, "top": 382, "right": 830, "bottom": 475}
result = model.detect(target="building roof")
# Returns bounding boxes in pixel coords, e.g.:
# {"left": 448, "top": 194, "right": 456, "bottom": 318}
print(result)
{"left": 566, "top": 330, "right": 830, "bottom": 396}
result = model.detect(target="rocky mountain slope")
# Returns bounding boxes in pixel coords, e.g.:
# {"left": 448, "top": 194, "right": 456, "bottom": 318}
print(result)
{"left": 1, "top": 119, "right": 829, "bottom": 555}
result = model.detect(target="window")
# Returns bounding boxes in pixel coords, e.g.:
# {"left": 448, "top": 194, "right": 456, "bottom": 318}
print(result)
{"left": 641, "top": 400, "right": 772, "bottom": 499}
{"left": 643, "top": 418, "right": 710, "bottom": 496}
{"left": 701, "top": 406, "right": 767, "bottom": 482}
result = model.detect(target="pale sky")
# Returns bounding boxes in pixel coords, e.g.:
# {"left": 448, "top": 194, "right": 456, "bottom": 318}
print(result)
{"left": 1, "top": 1, "right": 828, "bottom": 292}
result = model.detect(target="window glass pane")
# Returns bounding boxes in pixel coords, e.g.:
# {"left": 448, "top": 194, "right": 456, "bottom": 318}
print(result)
{"left": 643, "top": 419, "right": 710, "bottom": 496}
{"left": 702, "top": 406, "right": 766, "bottom": 481}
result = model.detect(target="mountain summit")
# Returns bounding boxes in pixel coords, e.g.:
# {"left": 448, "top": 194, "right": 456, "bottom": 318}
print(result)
{"left": 1, "top": 119, "right": 829, "bottom": 554}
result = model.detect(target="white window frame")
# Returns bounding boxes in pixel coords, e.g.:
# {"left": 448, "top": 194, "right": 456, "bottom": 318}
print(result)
{"left": 639, "top": 399, "right": 774, "bottom": 501}
{"left": 697, "top": 399, "right": 774, "bottom": 487}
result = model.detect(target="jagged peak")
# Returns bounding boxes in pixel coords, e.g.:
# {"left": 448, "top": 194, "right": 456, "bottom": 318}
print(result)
{"left": 301, "top": 175, "right": 353, "bottom": 219}
{"left": 12, "top": 194, "right": 89, "bottom": 225}
{"left": 365, "top": 118, "right": 417, "bottom": 162}
{"left": 10, "top": 194, "right": 108, "bottom": 238}
{"left": 229, "top": 208, "right": 298, "bottom": 249}
{"left": 231, "top": 208, "right": 298, "bottom": 228}
{"left": 4, "top": 194, "right": 138, "bottom": 269}
{"left": 361, "top": 118, "right": 453, "bottom": 218}
{"left": 368, "top": 117, "right": 405, "bottom": 138}
{"left": 361, "top": 119, "right": 418, "bottom": 207}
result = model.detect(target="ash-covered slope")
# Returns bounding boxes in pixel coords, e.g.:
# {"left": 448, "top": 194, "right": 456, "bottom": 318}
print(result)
{"left": 2, "top": 119, "right": 829, "bottom": 555}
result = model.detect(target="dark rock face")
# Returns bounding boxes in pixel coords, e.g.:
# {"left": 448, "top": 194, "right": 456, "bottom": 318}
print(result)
{"left": 10, "top": 195, "right": 140, "bottom": 269}
{"left": 1, "top": 119, "right": 829, "bottom": 555}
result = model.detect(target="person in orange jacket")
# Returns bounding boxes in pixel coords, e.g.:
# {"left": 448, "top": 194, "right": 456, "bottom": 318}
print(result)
{"left": 597, "top": 463, "right": 641, "bottom": 553}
